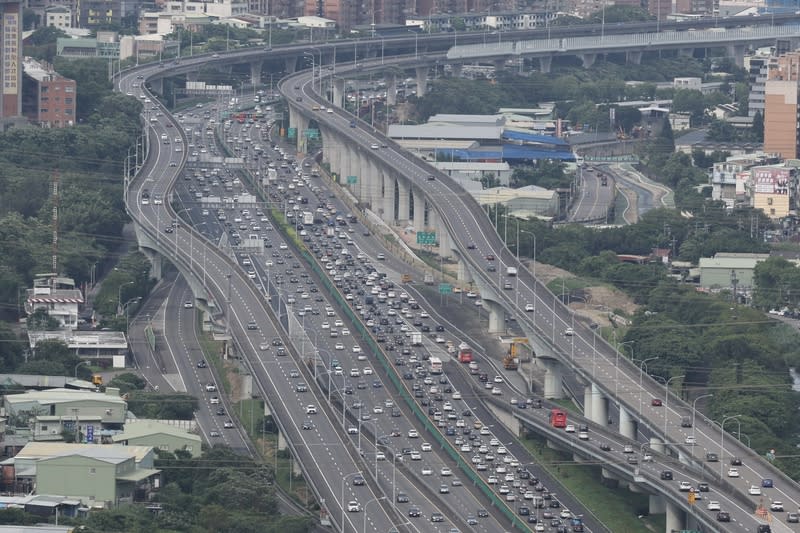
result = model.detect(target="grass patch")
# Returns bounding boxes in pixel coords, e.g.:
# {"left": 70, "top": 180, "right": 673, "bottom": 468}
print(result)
{"left": 196, "top": 323, "right": 232, "bottom": 394}
{"left": 522, "top": 434, "right": 664, "bottom": 533}
{"left": 234, "top": 398, "right": 263, "bottom": 436}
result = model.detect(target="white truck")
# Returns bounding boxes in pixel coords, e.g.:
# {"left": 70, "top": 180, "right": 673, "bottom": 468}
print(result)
{"left": 411, "top": 332, "right": 423, "bottom": 346}
{"left": 506, "top": 266, "right": 518, "bottom": 276}
{"left": 302, "top": 211, "right": 314, "bottom": 225}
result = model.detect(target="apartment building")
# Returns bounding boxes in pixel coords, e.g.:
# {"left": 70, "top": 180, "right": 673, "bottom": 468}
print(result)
{"left": 764, "top": 50, "right": 800, "bottom": 159}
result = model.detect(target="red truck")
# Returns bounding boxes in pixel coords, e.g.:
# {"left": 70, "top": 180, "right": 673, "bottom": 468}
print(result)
{"left": 549, "top": 408, "right": 567, "bottom": 428}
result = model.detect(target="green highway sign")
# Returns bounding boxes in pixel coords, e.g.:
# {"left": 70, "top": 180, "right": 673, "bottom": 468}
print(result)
{"left": 416, "top": 231, "right": 436, "bottom": 245}
{"left": 304, "top": 128, "right": 320, "bottom": 139}
{"left": 287, "top": 127, "right": 297, "bottom": 139}
{"left": 347, "top": 175, "right": 358, "bottom": 184}
{"left": 438, "top": 283, "right": 451, "bottom": 294}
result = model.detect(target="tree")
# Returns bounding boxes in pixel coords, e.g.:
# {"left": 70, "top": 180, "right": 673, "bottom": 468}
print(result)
{"left": 671, "top": 89, "right": 706, "bottom": 125}
{"left": 752, "top": 110, "right": 764, "bottom": 142}
{"left": 480, "top": 173, "right": 500, "bottom": 189}
{"left": 26, "top": 308, "right": 60, "bottom": 331}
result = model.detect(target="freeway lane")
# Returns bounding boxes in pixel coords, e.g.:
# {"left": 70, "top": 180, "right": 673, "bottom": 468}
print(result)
{"left": 281, "top": 60, "right": 800, "bottom": 532}
{"left": 119, "top": 70, "right": 401, "bottom": 533}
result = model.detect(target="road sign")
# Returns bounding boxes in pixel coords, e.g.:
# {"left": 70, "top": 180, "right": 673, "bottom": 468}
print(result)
{"left": 304, "top": 128, "right": 320, "bottom": 139}
{"left": 438, "top": 283, "right": 451, "bottom": 294}
{"left": 416, "top": 231, "right": 436, "bottom": 245}
{"left": 287, "top": 127, "right": 297, "bottom": 139}
{"left": 87, "top": 424, "right": 94, "bottom": 443}
{"left": 347, "top": 175, "right": 358, "bottom": 185}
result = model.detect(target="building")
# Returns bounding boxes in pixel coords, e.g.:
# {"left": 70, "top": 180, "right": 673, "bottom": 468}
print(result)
{"left": 0, "top": 0, "right": 23, "bottom": 124}
{"left": 112, "top": 420, "right": 201, "bottom": 457}
{"left": 27, "top": 330, "right": 129, "bottom": 368}
{"left": 2, "top": 442, "right": 159, "bottom": 507}
{"left": 21, "top": 58, "right": 76, "bottom": 128}
{"left": 764, "top": 50, "right": 800, "bottom": 159}
{"left": 45, "top": 6, "right": 73, "bottom": 29}
{"left": 710, "top": 155, "right": 761, "bottom": 208}
{"left": 698, "top": 252, "right": 771, "bottom": 291}
{"left": 750, "top": 165, "right": 793, "bottom": 219}
{"left": 473, "top": 185, "right": 561, "bottom": 219}
{"left": 674, "top": 77, "right": 702, "bottom": 91}
{"left": 747, "top": 52, "right": 771, "bottom": 118}
{"left": 432, "top": 161, "right": 513, "bottom": 185}
{"left": 25, "top": 277, "right": 84, "bottom": 330}
{"left": 4, "top": 388, "right": 128, "bottom": 443}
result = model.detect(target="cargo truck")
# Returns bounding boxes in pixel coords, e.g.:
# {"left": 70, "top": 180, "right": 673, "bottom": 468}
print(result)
{"left": 424, "top": 273, "right": 434, "bottom": 285}
{"left": 411, "top": 332, "right": 423, "bottom": 346}
{"left": 302, "top": 211, "right": 314, "bottom": 225}
{"left": 506, "top": 266, "right": 518, "bottom": 276}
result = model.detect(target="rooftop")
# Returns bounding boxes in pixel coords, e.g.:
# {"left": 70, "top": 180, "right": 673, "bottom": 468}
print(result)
{"left": 27, "top": 330, "right": 127, "bottom": 350}
{"left": 111, "top": 419, "right": 201, "bottom": 444}
{"left": 13, "top": 442, "right": 153, "bottom": 464}
{"left": 5, "top": 388, "right": 127, "bottom": 407}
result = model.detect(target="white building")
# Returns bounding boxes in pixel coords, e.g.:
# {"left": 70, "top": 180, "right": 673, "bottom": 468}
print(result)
{"left": 25, "top": 277, "right": 83, "bottom": 330}
{"left": 432, "top": 161, "right": 513, "bottom": 185}
{"left": 45, "top": 6, "right": 72, "bottom": 29}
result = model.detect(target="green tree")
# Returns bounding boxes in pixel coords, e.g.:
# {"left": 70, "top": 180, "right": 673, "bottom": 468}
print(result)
{"left": 108, "top": 372, "right": 147, "bottom": 393}
{"left": 671, "top": 89, "right": 706, "bottom": 125}
{"left": 752, "top": 110, "right": 764, "bottom": 142}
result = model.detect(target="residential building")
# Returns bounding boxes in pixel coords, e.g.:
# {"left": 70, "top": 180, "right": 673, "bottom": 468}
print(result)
{"left": 21, "top": 58, "right": 76, "bottom": 128}
{"left": 764, "top": 50, "right": 800, "bottom": 159}
{"left": 112, "top": 420, "right": 201, "bottom": 457}
{"left": 709, "top": 154, "right": 772, "bottom": 209}
{"left": 698, "top": 252, "right": 770, "bottom": 292}
{"left": 750, "top": 165, "right": 793, "bottom": 219}
{"left": 45, "top": 6, "right": 73, "bottom": 29}
{"left": 27, "top": 330, "right": 129, "bottom": 368}
{"left": 747, "top": 53, "right": 770, "bottom": 118}
{"left": 2, "top": 442, "right": 159, "bottom": 507}
{"left": 24, "top": 276, "right": 83, "bottom": 330}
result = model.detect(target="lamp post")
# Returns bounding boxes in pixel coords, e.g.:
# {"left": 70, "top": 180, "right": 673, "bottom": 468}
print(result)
{"left": 122, "top": 296, "right": 141, "bottom": 336}
{"left": 739, "top": 432, "right": 751, "bottom": 448}
{"left": 408, "top": 29, "right": 418, "bottom": 59}
{"left": 636, "top": 356, "right": 659, "bottom": 415}
{"left": 691, "top": 393, "right": 713, "bottom": 442}
{"left": 341, "top": 471, "right": 361, "bottom": 533}
{"left": 663, "top": 374, "right": 685, "bottom": 438}
{"left": 720, "top": 415, "right": 741, "bottom": 476}
{"left": 117, "top": 281, "right": 134, "bottom": 315}
{"left": 74, "top": 360, "right": 90, "bottom": 379}
{"left": 303, "top": 52, "right": 315, "bottom": 93}
{"left": 362, "top": 496, "right": 386, "bottom": 533}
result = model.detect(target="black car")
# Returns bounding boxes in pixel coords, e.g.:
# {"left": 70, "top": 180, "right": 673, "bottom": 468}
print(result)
{"left": 730, "top": 457, "right": 742, "bottom": 466}
{"left": 215, "top": 407, "right": 225, "bottom": 415}
{"left": 396, "top": 492, "right": 409, "bottom": 503}
{"left": 431, "top": 513, "right": 444, "bottom": 523}
{"left": 599, "top": 443, "right": 611, "bottom": 451}
{"left": 197, "top": 360, "right": 207, "bottom": 368}
{"left": 716, "top": 511, "right": 731, "bottom": 522}
{"left": 353, "top": 475, "right": 365, "bottom": 486}
{"left": 477, "top": 509, "right": 489, "bottom": 518}
{"left": 697, "top": 482, "right": 709, "bottom": 492}
{"left": 408, "top": 507, "right": 420, "bottom": 517}
{"left": 660, "top": 470, "right": 673, "bottom": 480}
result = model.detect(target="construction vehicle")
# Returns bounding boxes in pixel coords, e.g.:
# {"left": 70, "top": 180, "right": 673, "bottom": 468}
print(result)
{"left": 502, "top": 353, "right": 518, "bottom": 370}
{"left": 401, "top": 274, "right": 412, "bottom": 283}
{"left": 91, "top": 374, "right": 103, "bottom": 386}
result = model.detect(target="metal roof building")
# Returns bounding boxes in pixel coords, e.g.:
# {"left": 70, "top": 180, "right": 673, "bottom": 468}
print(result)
{"left": 698, "top": 252, "right": 771, "bottom": 290}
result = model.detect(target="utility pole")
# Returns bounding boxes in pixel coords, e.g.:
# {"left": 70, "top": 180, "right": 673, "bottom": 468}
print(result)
{"left": 730, "top": 270, "right": 738, "bottom": 304}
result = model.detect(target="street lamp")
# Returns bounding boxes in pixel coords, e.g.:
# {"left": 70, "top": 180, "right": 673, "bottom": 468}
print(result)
{"left": 362, "top": 496, "right": 386, "bottom": 533}
{"left": 122, "top": 296, "right": 142, "bottom": 336}
{"left": 636, "top": 356, "right": 659, "bottom": 415}
{"left": 663, "top": 374, "right": 685, "bottom": 437}
{"left": 341, "top": 471, "right": 361, "bottom": 533}
{"left": 408, "top": 29, "right": 418, "bottom": 59}
{"left": 117, "top": 281, "right": 134, "bottom": 315}
{"left": 691, "top": 393, "right": 713, "bottom": 442}
{"left": 720, "top": 415, "right": 741, "bottom": 476}
{"left": 74, "top": 360, "right": 90, "bottom": 379}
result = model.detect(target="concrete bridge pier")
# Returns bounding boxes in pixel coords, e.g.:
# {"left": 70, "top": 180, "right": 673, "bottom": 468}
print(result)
{"left": 583, "top": 385, "right": 593, "bottom": 419}
{"left": 376, "top": 171, "right": 392, "bottom": 222}
{"left": 288, "top": 108, "right": 310, "bottom": 154}
{"left": 332, "top": 78, "right": 345, "bottom": 108}
{"left": 412, "top": 187, "right": 424, "bottom": 233}
{"left": 649, "top": 436, "right": 665, "bottom": 454}
{"left": 727, "top": 43, "right": 746, "bottom": 67}
{"left": 386, "top": 74, "right": 397, "bottom": 106}
{"left": 538, "top": 55, "right": 552, "bottom": 74}
{"left": 590, "top": 383, "right": 608, "bottom": 425}
{"left": 539, "top": 358, "right": 564, "bottom": 399}
{"left": 665, "top": 501, "right": 685, "bottom": 533}
{"left": 149, "top": 78, "right": 164, "bottom": 96}
{"left": 649, "top": 494, "right": 666, "bottom": 514}
{"left": 139, "top": 247, "right": 164, "bottom": 280}
{"left": 678, "top": 48, "right": 694, "bottom": 58}
{"left": 250, "top": 60, "right": 262, "bottom": 87}
{"left": 580, "top": 53, "right": 597, "bottom": 68}
{"left": 397, "top": 178, "right": 410, "bottom": 225}
{"left": 626, "top": 50, "right": 642, "bottom": 65}
{"left": 483, "top": 299, "right": 506, "bottom": 334}
{"left": 284, "top": 56, "right": 297, "bottom": 73}
{"left": 618, "top": 406, "right": 636, "bottom": 440}
{"left": 415, "top": 67, "right": 428, "bottom": 97}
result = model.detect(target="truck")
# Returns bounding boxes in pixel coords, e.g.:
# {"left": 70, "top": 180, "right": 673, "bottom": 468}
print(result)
{"left": 411, "top": 332, "right": 423, "bottom": 346}
{"left": 502, "top": 354, "right": 518, "bottom": 370}
{"left": 401, "top": 274, "right": 412, "bottom": 283}
{"left": 302, "top": 211, "right": 314, "bottom": 226}
{"left": 506, "top": 266, "right": 518, "bottom": 276}
{"left": 457, "top": 342, "right": 473, "bottom": 364}
{"left": 424, "top": 273, "right": 434, "bottom": 285}
{"left": 429, "top": 356, "right": 443, "bottom": 374}
{"left": 549, "top": 408, "right": 568, "bottom": 428}
{"left": 267, "top": 167, "right": 278, "bottom": 182}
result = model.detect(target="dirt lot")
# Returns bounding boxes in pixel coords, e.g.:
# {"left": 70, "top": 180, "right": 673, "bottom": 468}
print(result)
{"left": 523, "top": 259, "right": 638, "bottom": 328}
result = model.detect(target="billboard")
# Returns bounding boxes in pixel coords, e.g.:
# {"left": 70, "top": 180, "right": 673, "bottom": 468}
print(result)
{"left": 753, "top": 167, "right": 790, "bottom": 195}
{"left": 3, "top": 11, "right": 19, "bottom": 96}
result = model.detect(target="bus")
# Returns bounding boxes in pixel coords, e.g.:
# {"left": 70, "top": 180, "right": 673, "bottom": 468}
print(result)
{"left": 457, "top": 343, "right": 473, "bottom": 364}
{"left": 429, "top": 357, "right": 443, "bottom": 375}
{"left": 549, "top": 408, "right": 567, "bottom": 428}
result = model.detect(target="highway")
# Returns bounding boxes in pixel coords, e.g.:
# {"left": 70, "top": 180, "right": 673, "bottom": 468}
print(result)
{"left": 281, "top": 55, "right": 800, "bottom": 532}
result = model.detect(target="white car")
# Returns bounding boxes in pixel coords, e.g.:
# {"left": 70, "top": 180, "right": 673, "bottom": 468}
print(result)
{"left": 305, "top": 405, "right": 317, "bottom": 414}
{"left": 679, "top": 481, "right": 692, "bottom": 492}
{"left": 707, "top": 501, "right": 721, "bottom": 511}
{"left": 452, "top": 391, "right": 462, "bottom": 400}
{"left": 421, "top": 442, "right": 432, "bottom": 452}
{"left": 347, "top": 501, "right": 360, "bottom": 512}
{"left": 363, "top": 367, "right": 373, "bottom": 375}
{"left": 749, "top": 485, "right": 762, "bottom": 496}
{"left": 421, "top": 466, "right": 433, "bottom": 476}
{"left": 373, "top": 406, "right": 383, "bottom": 414}
{"left": 564, "top": 327, "right": 575, "bottom": 336}
{"left": 491, "top": 387, "right": 502, "bottom": 395}
{"left": 685, "top": 435, "right": 696, "bottom": 445}
{"left": 770, "top": 501, "right": 784, "bottom": 512}
{"left": 565, "top": 424, "right": 576, "bottom": 433}
{"left": 321, "top": 322, "right": 330, "bottom": 329}
{"left": 525, "top": 303, "right": 534, "bottom": 312}
{"left": 335, "top": 343, "right": 344, "bottom": 350}
{"left": 441, "top": 467, "right": 452, "bottom": 476}
{"left": 408, "top": 429, "right": 419, "bottom": 438}
{"left": 352, "top": 345, "right": 362, "bottom": 353}
{"left": 727, "top": 467, "right": 740, "bottom": 478}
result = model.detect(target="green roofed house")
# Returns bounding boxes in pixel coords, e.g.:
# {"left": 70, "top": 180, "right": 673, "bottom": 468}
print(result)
{"left": 2, "top": 442, "right": 159, "bottom": 508}
{"left": 112, "top": 420, "right": 201, "bottom": 458}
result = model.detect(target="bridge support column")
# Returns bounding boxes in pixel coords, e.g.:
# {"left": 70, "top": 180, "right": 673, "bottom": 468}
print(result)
{"left": 456, "top": 260, "right": 470, "bottom": 283}
{"left": 293, "top": 115, "right": 310, "bottom": 155}
{"left": 580, "top": 53, "right": 596, "bottom": 68}
{"left": 415, "top": 67, "right": 428, "bottom": 97}
{"left": 484, "top": 299, "right": 506, "bottom": 334}
{"left": 250, "top": 60, "right": 262, "bottom": 87}
{"left": 140, "top": 248, "right": 164, "bottom": 280}
{"left": 412, "top": 188, "right": 425, "bottom": 233}
{"left": 590, "top": 383, "right": 608, "bottom": 425}
{"left": 618, "top": 406, "right": 636, "bottom": 440}
{"left": 540, "top": 359, "right": 564, "bottom": 399}
{"left": 386, "top": 73, "right": 397, "bottom": 106}
{"left": 583, "top": 385, "right": 593, "bottom": 419}
{"left": 649, "top": 494, "right": 666, "bottom": 514}
{"left": 450, "top": 63, "right": 462, "bottom": 78}
{"left": 538, "top": 55, "right": 552, "bottom": 74}
{"left": 397, "top": 179, "right": 410, "bottom": 225}
{"left": 378, "top": 172, "right": 392, "bottom": 222}
{"left": 493, "top": 59, "right": 505, "bottom": 71}
{"left": 665, "top": 501, "right": 684, "bottom": 533}
{"left": 333, "top": 78, "right": 345, "bottom": 108}
{"left": 649, "top": 436, "right": 664, "bottom": 454}
{"left": 284, "top": 56, "right": 297, "bottom": 73}
{"left": 727, "top": 43, "right": 745, "bottom": 68}
{"left": 678, "top": 48, "right": 693, "bottom": 58}
{"left": 150, "top": 77, "right": 164, "bottom": 96}
{"left": 626, "top": 51, "right": 642, "bottom": 65}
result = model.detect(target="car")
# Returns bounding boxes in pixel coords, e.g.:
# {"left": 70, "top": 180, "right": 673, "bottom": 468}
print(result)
{"left": 205, "top": 383, "right": 217, "bottom": 392}
{"left": 525, "top": 303, "right": 534, "bottom": 312}
{"left": 295, "top": 382, "right": 307, "bottom": 392}
{"left": 347, "top": 501, "right": 360, "bottom": 512}
{"left": 727, "top": 467, "right": 740, "bottom": 478}
{"left": 707, "top": 501, "right": 721, "bottom": 511}
{"left": 210, "top": 430, "right": 220, "bottom": 437}
{"left": 164, "top": 226, "right": 173, "bottom": 233}
{"left": 491, "top": 387, "right": 502, "bottom": 395}
{"left": 183, "top": 301, "right": 194, "bottom": 309}
{"left": 259, "top": 342, "right": 269, "bottom": 351}
{"left": 441, "top": 467, "right": 452, "bottom": 476}
{"left": 353, "top": 475, "right": 365, "bottom": 486}
{"left": 421, "top": 466, "right": 432, "bottom": 475}
{"left": 210, "top": 396, "right": 220, "bottom": 404}
{"left": 247, "top": 321, "right": 258, "bottom": 330}
{"left": 730, "top": 456, "right": 743, "bottom": 466}
{"left": 565, "top": 424, "right": 575, "bottom": 433}
{"left": 223, "top": 420, "right": 234, "bottom": 428}
{"left": 716, "top": 511, "right": 730, "bottom": 522}
{"left": 770, "top": 501, "right": 784, "bottom": 512}
{"left": 706, "top": 452, "right": 719, "bottom": 462}
{"left": 578, "top": 431, "right": 589, "bottom": 440}
{"left": 466, "top": 515, "right": 478, "bottom": 525}
{"left": 197, "top": 360, "right": 207, "bottom": 368}
{"left": 599, "top": 442, "right": 611, "bottom": 451}
{"left": 395, "top": 492, "right": 408, "bottom": 502}
{"left": 439, "top": 484, "right": 449, "bottom": 494}
{"left": 408, "top": 507, "right": 420, "bottom": 517}
{"left": 305, "top": 405, "right": 317, "bottom": 414}
{"left": 622, "top": 444, "right": 633, "bottom": 454}
{"left": 651, "top": 398, "right": 662, "bottom": 406}
{"left": 430, "top": 513, "right": 444, "bottom": 522}
{"left": 370, "top": 143, "right": 379, "bottom": 149}
{"left": 684, "top": 435, "right": 696, "bottom": 445}
{"left": 408, "top": 429, "right": 419, "bottom": 438}
{"left": 421, "top": 442, "right": 432, "bottom": 452}
{"left": 762, "top": 478, "right": 774, "bottom": 488}
{"left": 564, "top": 327, "right": 574, "bottom": 336}
{"left": 787, "top": 512, "right": 799, "bottom": 523}
{"left": 748, "top": 485, "right": 762, "bottom": 496}
{"left": 302, "top": 420, "right": 314, "bottom": 430}
{"left": 679, "top": 481, "right": 692, "bottom": 492}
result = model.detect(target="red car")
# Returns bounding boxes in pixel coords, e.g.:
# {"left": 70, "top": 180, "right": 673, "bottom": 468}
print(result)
{"left": 651, "top": 398, "right": 663, "bottom": 406}
{"left": 486, "top": 254, "right": 495, "bottom": 261}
